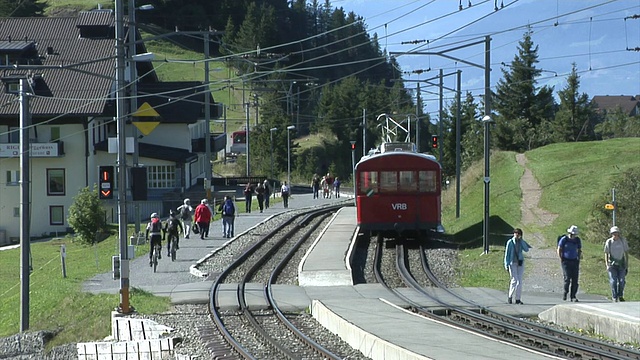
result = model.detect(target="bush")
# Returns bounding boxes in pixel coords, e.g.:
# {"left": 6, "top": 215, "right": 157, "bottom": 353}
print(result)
{"left": 586, "top": 166, "right": 640, "bottom": 257}
{"left": 67, "top": 185, "right": 109, "bottom": 245}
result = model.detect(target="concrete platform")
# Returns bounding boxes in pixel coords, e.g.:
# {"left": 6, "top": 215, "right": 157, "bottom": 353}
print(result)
{"left": 539, "top": 302, "right": 640, "bottom": 344}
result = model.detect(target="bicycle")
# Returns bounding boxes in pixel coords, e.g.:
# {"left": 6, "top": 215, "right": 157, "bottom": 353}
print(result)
{"left": 152, "top": 243, "right": 161, "bottom": 273}
{"left": 168, "top": 233, "right": 179, "bottom": 261}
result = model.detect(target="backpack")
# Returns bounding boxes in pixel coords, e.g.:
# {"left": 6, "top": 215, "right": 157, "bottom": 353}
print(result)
{"left": 150, "top": 219, "right": 162, "bottom": 232}
{"left": 167, "top": 218, "right": 178, "bottom": 232}
{"left": 223, "top": 200, "right": 235, "bottom": 216}
{"left": 180, "top": 206, "right": 190, "bottom": 220}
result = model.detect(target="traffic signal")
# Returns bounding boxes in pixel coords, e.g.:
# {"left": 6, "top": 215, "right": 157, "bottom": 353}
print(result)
{"left": 98, "top": 166, "right": 114, "bottom": 200}
{"left": 350, "top": 141, "right": 356, "bottom": 150}
{"left": 431, "top": 135, "right": 438, "bottom": 149}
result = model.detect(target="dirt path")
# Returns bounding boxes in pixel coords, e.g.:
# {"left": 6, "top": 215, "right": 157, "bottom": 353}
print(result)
{"left": 515, "top": 153, "right": 563, "bottom": 294}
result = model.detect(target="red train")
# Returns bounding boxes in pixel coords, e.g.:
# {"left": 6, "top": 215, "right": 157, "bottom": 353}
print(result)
{"left": 229, "top": 130, "right": 247, "bottom": 155}
{"left": 355, "top": 142, "right": 444, "bottom": 239}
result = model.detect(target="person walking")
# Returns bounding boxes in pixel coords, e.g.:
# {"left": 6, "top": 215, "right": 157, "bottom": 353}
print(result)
{"left": 244, "top": 182, "right": 254, "bottom": 213}
{"left": 194, "top": 199, "right": 212, "bottom": 240}
{"left": 504, "top": 228, "right": 531, "bottom": 304}
{"left": 176, "top": 198, "right": 194, "bottom": 239}
{"left": 263, "top": 179, "right": 271, "bottom": 209}
{"left": 325, "top": 173, "right": 334, "bottom": 199}
{"left": 163, "top": 210, "right": 183, "bottom": 257}
{"left": 220, "top": 195, "right": 236, "bottom": 238}
{"left": 255, "top": 182, "right": 265, "bottom": 213}
{"left": 558, "top": 225, "right": 582, "bottom": 302}
{"left": 333, "top": 177, "right": 341, "bottom": 198}
{"left": 320, "top": 176, "right": 328, "bottom": 198}
{"left": 311, "top": 174, "right": 320, "bottom": 199}
{"left": 281, "top": 181, "right": 290, "bottom": 208}
{"left": 604, "top": 226, "right": 630, "bottom": 302}
{"left": 145, "top": 213, "right": 163, "bottom": 266}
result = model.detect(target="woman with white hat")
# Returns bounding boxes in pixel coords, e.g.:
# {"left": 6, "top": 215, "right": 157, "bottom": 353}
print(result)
{"left": 604, "top": 226, "right": 630, "bottom": 302}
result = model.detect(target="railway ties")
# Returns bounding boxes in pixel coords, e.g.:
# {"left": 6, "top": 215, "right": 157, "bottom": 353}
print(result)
{"left": 206, "top": 205, "right": 358, "bottom": 359}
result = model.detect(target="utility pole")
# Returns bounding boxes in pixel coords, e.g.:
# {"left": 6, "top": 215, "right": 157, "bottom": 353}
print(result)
{"left": 416, "top": 83, "right": 421, "bottom": 152}
{"left": 115, "top": 0, "right": 131, "bottom": 313}
{"left": 19, "top": 78, "right": 31, "bottom": 331}
{"left": 204, "top": 33, "right": 212, "bottom": 200}
{"left": 245, "top": 102, "right": 250, "bottom": 176}
{"left": 362, "top": 108, "right": 366, "bottom": 157}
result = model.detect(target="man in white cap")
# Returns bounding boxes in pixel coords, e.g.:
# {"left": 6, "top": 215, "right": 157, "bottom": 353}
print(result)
{"left": 557, "top": 225, "right": 582, "bottom": 302}
{"left": 604, "top": 226, "right": 629, "bottom": 302}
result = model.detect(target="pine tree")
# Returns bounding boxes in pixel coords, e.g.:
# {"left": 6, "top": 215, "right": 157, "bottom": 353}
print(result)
{"left": 492, "top": 29, "right": 556, "bottom": 151}
{"left": 552, "top": 63, "right": 598, "bottom": 142}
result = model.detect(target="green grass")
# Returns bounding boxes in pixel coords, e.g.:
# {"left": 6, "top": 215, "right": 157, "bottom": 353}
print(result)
{"left": 0, "top": 227, "right": 170, "bottom": 346}
{"left": 444, "top": 138, "right": 640, "bottom": 299}
{"left": 141, "top": 30, "right": 248, "bottom": 133}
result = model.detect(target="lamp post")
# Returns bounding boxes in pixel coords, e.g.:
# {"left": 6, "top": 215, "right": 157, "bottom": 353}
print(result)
{"left": 482, "top": 115, "right": 494, "bottom": 254}
{"left": 270, "top": 127, "right": 277, "bottom": 180}
{"left": 128, "top": 1, "right": 154, "bottom": 235}
{"left": 287, "top": 125, "right": 295, "bottom": 186}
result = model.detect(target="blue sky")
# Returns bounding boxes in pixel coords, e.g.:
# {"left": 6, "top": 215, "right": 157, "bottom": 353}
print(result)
{"left": 333, "top": 0, "right": 640, "bottom": 112}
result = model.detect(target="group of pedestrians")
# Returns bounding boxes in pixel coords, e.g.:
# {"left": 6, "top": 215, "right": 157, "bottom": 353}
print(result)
{"left": 243, "top": 179, "right": 272, "bottom": 213}
{"left": 311, "top": 173, "right": 341, "bottom": 199}
{"left": 503, "top": 225, "right": 630, "bottom": 304}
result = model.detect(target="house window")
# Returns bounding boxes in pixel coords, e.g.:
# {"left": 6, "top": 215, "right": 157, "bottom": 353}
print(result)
{"left": 51, "top": 127, "right": 60, "bottom": 142}
{"left": 47, "top": 169, "right": 65, "bottom": 195}
{"left": 50, "top": 206, "right": 64, "bottom": 225}
{"left": 8, "top": 127, "right": 19, "bottom": 143}
{"left": 6, "top": 170, "right": 19, "bottom": 185}
{"left": 13, "top": 207, "right": 19, "bottom": 217}
{"left": 148, "top": 165, "right": 176, "bottom": 189}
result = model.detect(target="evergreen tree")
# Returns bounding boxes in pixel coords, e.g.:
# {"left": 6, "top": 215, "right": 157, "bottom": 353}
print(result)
{"left": 492, "top": 29, "right": 556, "bottom": 152}
{"left": 551, "top": 63, "right": 598, "bottom": 142}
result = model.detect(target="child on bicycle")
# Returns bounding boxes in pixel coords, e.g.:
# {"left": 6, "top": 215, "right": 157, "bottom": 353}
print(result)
{"left": 146, "top": 212, "right": 163, "bottom": 266}
{"left": 163, "top": 209, "right": 183, "bottom": 257}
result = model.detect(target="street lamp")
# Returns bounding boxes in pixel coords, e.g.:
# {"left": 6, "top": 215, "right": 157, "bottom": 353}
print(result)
{"left": 482, "top": 115, "right": 494, "bottom": 254}
{"left": 287, "top": 125, "right": 295, "bottom": 187}
{"left": 270, "top": 127, "right": 277, "bottom": 180}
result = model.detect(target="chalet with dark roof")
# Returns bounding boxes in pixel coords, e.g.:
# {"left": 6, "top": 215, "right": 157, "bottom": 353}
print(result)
{"left": 0, "top": 11, "right": 219, "bottom": 243}
{"left": 591, "top": 95, "right": 640, "bottom": 117}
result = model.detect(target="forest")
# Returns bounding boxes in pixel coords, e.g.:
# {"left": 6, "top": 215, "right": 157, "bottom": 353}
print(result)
{"left": 2, "top": 0, "right": 638, "bottom": 182}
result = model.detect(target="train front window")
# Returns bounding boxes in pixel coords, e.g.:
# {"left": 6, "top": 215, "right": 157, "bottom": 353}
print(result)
{"left": 234, "top": 133, "right": 246, "bottom": 143}
{"left": 398, "top": 171, "right": 416, "bottom": 192}
{"left": 418, "top": 170, "right": 438, "bottom": 192}
{"left": 379, "top": 171, "right": 397, "bottom": 193}
{"left": 359, "top": 171, "right": 378, "bottom": 195}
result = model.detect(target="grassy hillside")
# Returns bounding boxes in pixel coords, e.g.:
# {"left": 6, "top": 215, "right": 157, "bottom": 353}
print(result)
{"left": 444, "top": 138, "right": 640, "bottom": 299}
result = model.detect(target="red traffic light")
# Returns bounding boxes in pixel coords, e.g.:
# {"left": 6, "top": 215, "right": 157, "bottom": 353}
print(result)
{"left": 351, "top": 143, "right": 356, "bottom": 150}
{"left": 99, "top": 166, "right": 114, "bottom": 200}
{"left": 431, "top": 135, "right": 438, "bottom": 149}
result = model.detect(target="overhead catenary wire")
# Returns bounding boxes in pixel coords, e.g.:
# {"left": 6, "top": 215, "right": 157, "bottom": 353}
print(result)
{"left": 1, "top": 1, "right": 638, "bottom": 145}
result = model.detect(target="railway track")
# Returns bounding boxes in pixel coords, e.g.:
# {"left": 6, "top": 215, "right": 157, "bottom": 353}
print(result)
{"left": 370, "top": 234, "right": 640, "bottom": 359}
{"left": 197, "top": 203, "right": 367, "bottom": 359}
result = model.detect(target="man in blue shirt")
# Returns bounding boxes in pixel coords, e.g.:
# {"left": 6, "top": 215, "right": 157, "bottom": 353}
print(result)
{"left": 557, "top": 225, "right": 582, "bottom": 302}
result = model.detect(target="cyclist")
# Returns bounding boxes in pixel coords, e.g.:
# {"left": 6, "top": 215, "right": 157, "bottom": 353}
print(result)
{"left": 146, "top": 212, "right": 163, "bottom": 267}
{"left": 163, "top": 209, "right": 183, "bottom": 257}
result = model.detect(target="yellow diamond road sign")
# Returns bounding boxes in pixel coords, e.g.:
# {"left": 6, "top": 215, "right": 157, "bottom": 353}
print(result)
{"left": 132, "top": 102, "right": 161, "bottom": 135}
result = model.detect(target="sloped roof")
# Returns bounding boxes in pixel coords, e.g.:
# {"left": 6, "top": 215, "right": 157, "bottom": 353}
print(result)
{"left": 0, "top": 15, "right": 116, "bottom": 120}
{"left": 591, "top": 95, "right": 640, "bottom": 116}
{"left": 136, "top": 82, "right": 216, "bottom": 123}
{"left": 94, "top": 139, "right": 198, "bottom": 163}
